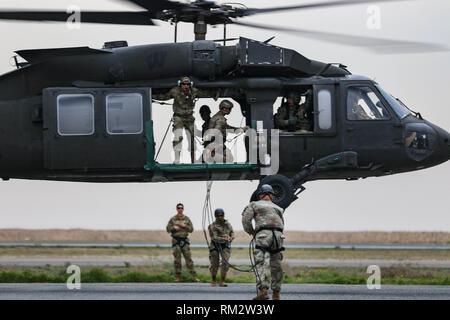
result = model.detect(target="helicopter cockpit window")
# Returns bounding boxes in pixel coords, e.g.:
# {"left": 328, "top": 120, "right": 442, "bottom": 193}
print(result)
{"left": 376, "top": 85, "right": 412, "bottom": 119}
{"left": 106, "top": 93, "right": 143, "bottom": 135}
{"left": 347, "top": 86, "right": 390, "bottom": 121}
{"left": 57, "top": 94, "right": 95, "bottom": 136}
{"left": 274, "top": 87, "right": 314, "bottom": 133}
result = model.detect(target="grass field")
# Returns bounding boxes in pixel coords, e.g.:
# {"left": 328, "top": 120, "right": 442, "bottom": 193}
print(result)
{"left": 0, "top": 247, "right": 448, "bottom": 285}
{"left": 0, "top": 264, "right": 448, "bottom": 285}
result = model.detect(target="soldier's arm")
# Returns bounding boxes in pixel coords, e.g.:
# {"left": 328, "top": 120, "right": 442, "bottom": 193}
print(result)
{"left": 226, "top": 123, "right": 239, "bottom": 131}
{"left": 153, "top": 87, "right": 176, "bottom": 101}
{"left": 297, "top": 105, "right": 307, "bottom": 119}
{"left": 185, "top": 217, "right": 194, "bottom": 233}
{"left": 208, "top": 224, "right": 215, "bottom": 240}
{"left": 166, "top": 218, "right": 175, "bottom": 233}
{"left": 241, "top": 204, "right": 255, "bottom": 236}
{"left": 228, "top": 222, "right": 235, "bottom": 240}
{"left": 194, "top": 87, "right": 219, "bottom": 99}
{"left": 275, "top": 107, "right": 289, "bottom": 127}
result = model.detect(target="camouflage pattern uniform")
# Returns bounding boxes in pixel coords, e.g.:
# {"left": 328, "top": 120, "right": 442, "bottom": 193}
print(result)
{"left": 353, "top": 104, "right": 372, "bottom": 120}
{"left": 153, "top": 86, "right": 212, "bottom": 161}
{"left": 274, "top": 93, "right": 313, "bottom": 132}
{"left": 242, "top": 199, "right": 285, "bottom": 292}
{"left": 208, "top": 219, "right": 235, "bottom": 277}
{"left": 166, "top": 214, "right": 196, "bottom": 277}
{"left": 207, "top": 111, "right": 239, "bottom": 162}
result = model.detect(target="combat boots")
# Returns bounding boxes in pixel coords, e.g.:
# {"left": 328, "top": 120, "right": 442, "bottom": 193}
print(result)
{"left": 219, "top": 272, "right": 228, "bottom": 287}
{"left": 210, "top": 274, "right": 217, "bottom": 287}
{"left": 272, "top": 289, "right": 280, "bottom": 300}
{"left": 175, "top": 274, "right": 181, "bottom": 283}
{"left": 252, "top": 288, "right": 269, "bottom": 300}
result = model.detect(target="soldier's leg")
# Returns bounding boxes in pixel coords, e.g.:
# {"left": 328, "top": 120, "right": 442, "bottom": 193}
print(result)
{"left": 181, "top": 244, "right": 196, "bottom": 277}
{"left": 172, "top": 245, "right": 182, "bottom": 277}
{"left": 183, "top": 117, "right": 196, "bottom": 164}
{"left": 220, "top": 247, "right": 231, "bottom": 275}
{"left": 224, "top": 147, "right": 234, "bottom": 163}
{"left": 209, "top": 249, "right": 219, "bottom": 278}
{"left": 172, "top": 117, "right": 184, "bottom": 164}
{"left": 254, "top": 248, "right": 270, "bottom": 290}
{"left": 270, "top": 252, "right": 283, "bottom": 292}
{"left": 220, "top": 247, "right": 231, "bottom": 287}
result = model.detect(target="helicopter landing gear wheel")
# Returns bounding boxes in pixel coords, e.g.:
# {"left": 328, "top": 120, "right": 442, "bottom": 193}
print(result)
{"left": 250, "top": 190, "right": 258, "bottom": 202}
{"left": 250, "top": 174, "right": 295, "bottom": 209}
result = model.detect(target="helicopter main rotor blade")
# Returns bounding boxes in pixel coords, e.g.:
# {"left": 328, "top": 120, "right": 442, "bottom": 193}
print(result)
{"left": 241, "top": 0, "right": 412, "bottom": 17}
{"left": 119, "top": 0, "right": 187, "bottom": 11}
{"left": 233, "top": 21, "right": 448, "bottom": 54}
{"left": 0, "top": 10, "right": 156, "bottom": 25}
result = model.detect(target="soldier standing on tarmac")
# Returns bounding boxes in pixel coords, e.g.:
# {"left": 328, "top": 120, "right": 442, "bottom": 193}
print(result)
{"left": 242, "top": 184, "right": 285, "bottom": 300}
{"left": 208, "top": 208, "right": 235, "bottom": 287}
{"left": 166, "top": 203, "right": 200, "bottom": 282}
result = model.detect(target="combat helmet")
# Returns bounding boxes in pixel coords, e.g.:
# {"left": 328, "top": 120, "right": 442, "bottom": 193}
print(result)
{"left": 286, "top": 91, "right": 300, "bottom": 104}
{"left": 219, "top": 100, "right": 234, "bottom": 110}
{"left": 214, "top": 208, "right": 225, "bottom": 217}
{"left": 179, "top": 76, "right": 192, "bottom": 87}
{"left": 258, "top": 184, "right": 274, "bottom": 196}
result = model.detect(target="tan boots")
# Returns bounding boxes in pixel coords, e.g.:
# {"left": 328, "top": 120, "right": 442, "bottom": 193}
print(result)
{"left": 210, "top": 274, "right": 217, "bottom": 287}
{"left": 253, "top": 288, "right": 269, "bottom": 300}
{"left": 272, "top": 289, "right": 280, "bottom": 300}
{"left": 219, "top": 272, "right": 228, "bottom": 287}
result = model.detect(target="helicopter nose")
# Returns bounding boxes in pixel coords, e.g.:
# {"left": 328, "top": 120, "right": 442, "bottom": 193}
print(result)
{"left": 439, "top": 128, "right": 450, "bottom": 163}
{"left": 446, "top": 132, "right": 450, "bottom": 161}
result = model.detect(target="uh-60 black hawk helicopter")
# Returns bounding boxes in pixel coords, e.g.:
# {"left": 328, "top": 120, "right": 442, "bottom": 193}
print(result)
{"left": 0, "top": 0, "right": 448, "bottom": 209}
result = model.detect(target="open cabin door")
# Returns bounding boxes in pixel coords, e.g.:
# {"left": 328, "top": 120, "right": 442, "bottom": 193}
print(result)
{"left": 43, "top": 87, "right": 151, "bottom": 170}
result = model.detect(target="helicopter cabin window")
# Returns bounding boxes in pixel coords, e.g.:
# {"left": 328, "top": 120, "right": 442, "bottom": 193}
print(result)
{"left": 274, "top": 87, "right": 314, "bottom": 133}
{"left": 106, "top": 93, "right": 143, "bottom": 135}
{"left": 318, "top": 89, "right": 332, "bottom": 130}
{"left": 347, "top": 86, "right": 390, "bottom": 121}
{"left": 57, "top": 94, "right": 95, "bottom": 136}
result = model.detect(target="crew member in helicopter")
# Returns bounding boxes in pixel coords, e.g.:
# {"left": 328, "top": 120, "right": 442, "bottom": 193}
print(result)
{"left": 153, "top": 76, "right": 219, "bottom": 164}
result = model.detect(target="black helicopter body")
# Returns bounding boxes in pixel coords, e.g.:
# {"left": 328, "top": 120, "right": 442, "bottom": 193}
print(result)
{"left": 0, "top": 0, "right": 448, "bottom": 208}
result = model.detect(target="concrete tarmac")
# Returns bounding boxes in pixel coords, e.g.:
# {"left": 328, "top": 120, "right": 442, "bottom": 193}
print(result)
{"left": 0, "top": 283, "right": 449, "bottom": 300}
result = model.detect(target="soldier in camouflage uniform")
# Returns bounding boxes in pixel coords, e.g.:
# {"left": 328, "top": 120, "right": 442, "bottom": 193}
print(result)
{"left": 153, "top": 76, "right": 217, "bottom": 164}
{"left": 347, "top": 88, "right": 372, "bottom": 120}
{"left": 205, "top": 100, "right": 248, "bottom": 163}
{"left": 208, "top": 208, "right": 235, "bottom": 287}
{"left": 274, "top": 90, "right": 313, "bottom": 132}
{"left": 242, "top": 184, "right": 285, "bottom": 300}
{"left": 166, "top": 203, "right": 199, "bottom": 282}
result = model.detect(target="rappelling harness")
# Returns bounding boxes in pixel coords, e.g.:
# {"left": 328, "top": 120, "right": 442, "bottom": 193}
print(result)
{"left": 172, "top": 236, "right": 189, "bottom": 248}
{"left": 254, "top": 227, "right": 285, "bottom": 255}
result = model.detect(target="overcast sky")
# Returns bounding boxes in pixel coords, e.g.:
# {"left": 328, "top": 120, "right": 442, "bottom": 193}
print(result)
{"left": 0, "top": 0, "right": 448, "bottom": 231}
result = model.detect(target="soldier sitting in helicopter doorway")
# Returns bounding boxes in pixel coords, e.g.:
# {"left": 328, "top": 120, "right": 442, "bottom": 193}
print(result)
{"left": 274, "top": 89, "right": 313, "bottom": 133}
{"left": 152, "top": 76, "right": 219, "bottom": 164}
